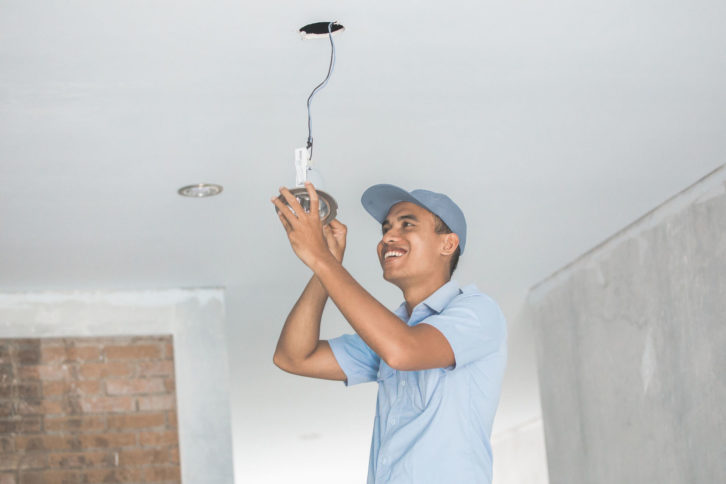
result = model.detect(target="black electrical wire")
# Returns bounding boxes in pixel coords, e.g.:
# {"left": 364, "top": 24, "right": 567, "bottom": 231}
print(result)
{"left": 306, "top": 22, "right": 336, "bottom": 160}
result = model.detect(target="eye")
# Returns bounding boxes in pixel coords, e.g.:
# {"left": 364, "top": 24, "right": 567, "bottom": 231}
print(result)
{"left": 402, "top": 222, "right": 413, "bottom": 228}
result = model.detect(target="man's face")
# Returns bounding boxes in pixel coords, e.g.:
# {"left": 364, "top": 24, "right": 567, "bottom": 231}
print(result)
{"left": 377, "top": 202, "right": 448, "bottom": 285}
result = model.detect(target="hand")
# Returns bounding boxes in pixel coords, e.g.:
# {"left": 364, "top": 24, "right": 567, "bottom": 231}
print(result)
{"left": 271, "top": 182, "right": 336, "bottom": 269}
{"left": 324, "top": 219, "right": 347, "bottom": 263}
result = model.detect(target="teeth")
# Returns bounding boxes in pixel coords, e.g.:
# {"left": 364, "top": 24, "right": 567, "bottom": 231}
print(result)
{"left": 384, "top": 251, "right": 405, "bottom": 259}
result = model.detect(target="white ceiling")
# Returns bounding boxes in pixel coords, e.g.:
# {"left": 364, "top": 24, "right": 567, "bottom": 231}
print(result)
{"left": 2, "top": 1, "right": 725, "bottom": 481}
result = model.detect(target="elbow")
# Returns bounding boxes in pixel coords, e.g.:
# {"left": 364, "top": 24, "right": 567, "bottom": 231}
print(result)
{"left": 273, "top": 352, "right": 287, "bottom": 370}
{"left": 385, "top": 355, "right": 409, "bottom": 371}
{"left": 381, "top": 342, "right": 409, "bottom": 371}
{"left": 273, "top": 352, "right": 303, "bottom": 374}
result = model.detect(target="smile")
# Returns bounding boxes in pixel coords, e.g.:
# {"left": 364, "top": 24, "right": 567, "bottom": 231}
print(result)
{"left": 383, "top": 249, "right": 407, "bottom": 263}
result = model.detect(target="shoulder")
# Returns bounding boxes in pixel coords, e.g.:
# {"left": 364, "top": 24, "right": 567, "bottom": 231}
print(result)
{"left": 446, "top": 285, "right": 506, "bottom": 328}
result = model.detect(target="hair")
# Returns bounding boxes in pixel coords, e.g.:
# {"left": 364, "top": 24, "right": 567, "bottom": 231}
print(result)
{"left": 432, "top": 214, "right": 461, "bottom": 277}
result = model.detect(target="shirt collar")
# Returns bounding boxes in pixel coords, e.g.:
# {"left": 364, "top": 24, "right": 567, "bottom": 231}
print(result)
{"left": 394, "top": 279, "right": 462, "bottom": 322}
{"left": 422, "top": 279, "right": 462, "bottom": 313}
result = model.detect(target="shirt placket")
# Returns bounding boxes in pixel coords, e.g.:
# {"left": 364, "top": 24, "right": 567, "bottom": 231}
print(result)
{"left": 376, "top": 307, "right": 428, "bottom": 480}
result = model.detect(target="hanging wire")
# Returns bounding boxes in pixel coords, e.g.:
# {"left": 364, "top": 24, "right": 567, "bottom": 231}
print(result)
{"left": 306, "top": 22, "right": 337, "bottom": 160}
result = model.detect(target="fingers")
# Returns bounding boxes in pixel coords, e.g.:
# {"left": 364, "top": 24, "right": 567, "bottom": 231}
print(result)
{"left": 270, "top": 196, "right": 297, "bottom": 229}
{"left": 328, "top": 219, "right": 347, "bottom": 231}
{"left": 276, "top": 210, "right": 292, "bottom": 233}
{"left": 305, "top": 182, "right": 320, "bottom": 220}
{"left": 278, "top": 187, "right": 305, "bottom": 218}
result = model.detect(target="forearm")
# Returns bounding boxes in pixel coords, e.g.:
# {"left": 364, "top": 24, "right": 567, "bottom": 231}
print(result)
{"left": 274, "top": 275, "right": 328, "bottom": 363}
{"left": 312, "top": 254, "right": 410, "bottom": 366}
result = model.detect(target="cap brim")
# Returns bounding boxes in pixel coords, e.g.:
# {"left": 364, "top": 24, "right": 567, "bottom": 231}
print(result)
{"left": 361, "top": 184, "right": 427, "bottom": 223}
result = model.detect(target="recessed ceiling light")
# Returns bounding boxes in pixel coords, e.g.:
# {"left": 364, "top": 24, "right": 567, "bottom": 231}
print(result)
{"left": 177, "top": 183, "right": 223, "bottom": 198}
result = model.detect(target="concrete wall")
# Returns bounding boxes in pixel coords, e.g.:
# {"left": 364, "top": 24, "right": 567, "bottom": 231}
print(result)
{"left": 525, "top": 165, "right": 726, "bottom": 484}
{"left": 0, "top": 288, "right": 235, "bottom": 484}
{"left": 492, "top": 417, "right": 549, "bottom": 484}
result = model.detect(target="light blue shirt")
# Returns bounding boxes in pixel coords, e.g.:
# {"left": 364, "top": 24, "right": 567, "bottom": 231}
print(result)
{"left": 328, "top": 280, "right": 508, "bottom": 484}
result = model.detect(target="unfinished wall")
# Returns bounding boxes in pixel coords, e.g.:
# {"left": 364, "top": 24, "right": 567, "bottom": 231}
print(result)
{"left": 0, "top": 288, "right": 233, "bottom": 484}
{"left": 1, "top": 336, "right": 179, "bottom": 483}
{"left": 525, "top": 165, "right": 726, "bottom": 484}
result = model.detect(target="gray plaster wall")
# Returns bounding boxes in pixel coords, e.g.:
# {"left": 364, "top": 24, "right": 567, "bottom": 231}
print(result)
{"left": 525, "top": 165, "right": 726, "bottom": 484}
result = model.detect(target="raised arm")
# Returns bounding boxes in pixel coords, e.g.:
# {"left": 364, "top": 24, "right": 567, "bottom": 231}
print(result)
{"left": 272, "top": 275, "right": 345, "bottom": 381}
{"left": 272, "top": 217, "right": 348, "bottom": 381}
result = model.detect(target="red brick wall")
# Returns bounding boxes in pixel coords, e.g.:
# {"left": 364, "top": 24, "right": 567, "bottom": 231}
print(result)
{"left": 0, "top": 336, "right": 181, "bottom": 484}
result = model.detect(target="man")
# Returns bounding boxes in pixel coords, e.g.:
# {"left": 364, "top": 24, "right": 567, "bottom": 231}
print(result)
{"left": 270, "top": 182, "right": 507, "bottom": 483}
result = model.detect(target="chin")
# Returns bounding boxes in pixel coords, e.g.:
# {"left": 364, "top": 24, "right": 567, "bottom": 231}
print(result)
{"left": 381, "top": 268, "right": 408, "bottom": 288}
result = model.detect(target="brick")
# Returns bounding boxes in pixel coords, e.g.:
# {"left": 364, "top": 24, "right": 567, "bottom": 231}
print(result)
{"left": 3, "top": 416, "right": 43, "bottom": 433}
{"left": 106, "top": 378, "right": 165, "bottom": 396}
{"left": 15, "top": 435, "right": 75, "bottom": 452}
{"left": 79, "top": 396, "right": 134, "bottom": 413}
{"left": 0, "top": 421, "right": 16, "bottom": 434}
{"left": 107, "top": 413, "right": 164, "bottom": 430}
{"left": 21, "top": 365, "right": 72, "bottom": 382}
{"left": 60, "top": 394, "right": 83, "bottom": 416}
{"left": 164, "top": 342, "right": 174, "bottom": 360}
{"left": 136, "top": 361, "right": 173, "bottom": 377}
{"left": 43, "top": 381, "right": 100, "bottom": 397}
{"left": 118, "top": 448, "right": 167, "bottom": 466}
{"left": 3, "top": 415, "right": 44, "bottom": 434}
{"left": 144, "top": 465, "right": 180, "bottom": 482}
{"left": 47, "top": 451, "right": 115, "bottom": 468}
{"left": 19, "top": 469, "right": 143, "bottom": 484}
{"left": 163, "top": 379, "right": 175, "bottom": 393}
{"left": 16, "top": 399, "right": 62, "bottom": 416}
{"left": 83, "top": 467, "right": 142, "bottom": 483}
{"left": 0, "top": 365, "right": 13, "bottom": 382}
{"left": 137, "top": 395, "right": 175, "bottom": 412}
{"left": 0, "top": 437, "right": 14, "bottom": 453}
{"left": 78, "top": 432, "right": 136, "bottom": 449}
{"left": 15, "top": 368, "right": 37, "bottom": 380}
{"left": 167, "top": 410, "right": 177, "bottom": 429}
{"left": 16, "top": 382, "right": 42, "bottom": 401}
{"left": 0, "top": 454, "right": 20, "bottom": 471}
{"left": 78, "top": 362, "right": 133, "bottom": 380}
{"left": 7, "top": 339, "right": 35, "bottom": 347}
{"left": 139, "top": 430, "right": 178, "bottom": 447}
{"left": 0, "top": 402, "right": 14, "bottom": 418}
{"left": 43, "top": 416, "right": 106, "bottom": 433}
{"left": 0, "top": 385, "right": 12, "bottom": 399}
{"left": 41, "top": 346, "right": 100, "bottom": 364}
{"left": 0, "top": 472, "right": 15, "bottom": 484}
{"left": 105, "top": 345, "right": 160, "bottom": 360}
{"left": 18, "top": 454, "right": 47, "bottom": 471}
{"left": 169, "top": 446, "right": 179, "bottom": 465}
{"left": 16, "top": 346, "right": 40, "bottom": 366}
{"left": 18, "top": 432, "right": 136, "bottom": 452}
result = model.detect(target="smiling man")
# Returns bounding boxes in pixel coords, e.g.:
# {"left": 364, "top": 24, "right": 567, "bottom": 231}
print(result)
{"left": 271, "top": 182, "right": 507, "bottom": 484}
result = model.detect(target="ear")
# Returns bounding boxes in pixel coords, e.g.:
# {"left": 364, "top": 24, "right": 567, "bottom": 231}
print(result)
{"left": 440, "top": 232, "right": 459, "bottom": 256}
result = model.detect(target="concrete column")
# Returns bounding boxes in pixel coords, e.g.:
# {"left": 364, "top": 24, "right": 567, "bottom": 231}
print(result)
{"left": 525, "top": 165, "right": 726, "bottom": 484}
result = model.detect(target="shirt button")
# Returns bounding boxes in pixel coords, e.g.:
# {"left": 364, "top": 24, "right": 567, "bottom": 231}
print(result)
{"left": 400, "top": 380, "right": 406, "bottom": 387}
{"left": 382, "top": 458, "right": 387, "bottom": 465}
{"left": 390, "top": 418, "right": 396, "bottom": 425}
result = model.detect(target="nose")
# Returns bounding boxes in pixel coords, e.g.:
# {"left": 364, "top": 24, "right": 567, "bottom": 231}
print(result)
{"left": 381, "top": 229, "right": 402, "bottom": 247}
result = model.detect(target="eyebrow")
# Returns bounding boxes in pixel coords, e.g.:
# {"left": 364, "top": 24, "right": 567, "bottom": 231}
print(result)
{"left": 381, "top": 214, "right": 419, "bottom": 229}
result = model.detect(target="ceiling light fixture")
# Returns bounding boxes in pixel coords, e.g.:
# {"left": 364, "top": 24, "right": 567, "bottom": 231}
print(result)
{"left": 274, "top": 21, "right": 344, "bottom": 226}
{"left": 178, "top": 183, "right": 224, "bottom": 198}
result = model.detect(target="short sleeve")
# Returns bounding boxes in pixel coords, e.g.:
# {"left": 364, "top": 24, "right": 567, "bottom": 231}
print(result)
{"left": 421, "top": 293, "right": 507, "bottom": 371}
{"left": 327, "top": 333, "right": 381, "bottom": 386}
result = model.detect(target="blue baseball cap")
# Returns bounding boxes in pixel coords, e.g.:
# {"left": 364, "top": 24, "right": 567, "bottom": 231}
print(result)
{"left": 361, "top": 184, "right": 467, "bottom": 254}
